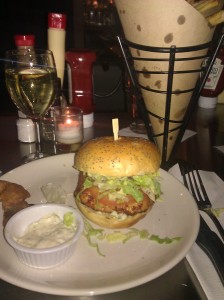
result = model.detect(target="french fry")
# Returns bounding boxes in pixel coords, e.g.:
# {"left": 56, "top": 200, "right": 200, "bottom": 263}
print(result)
{"left": 192, "top": 0, "right": 219, "bottom": 14}
{"left": 185, "top": 0, "right": 197, "bottom": 4}
{"left": 206, "top": 9, "right": 224, "bottom": 25}
{"left": 186, "top": 0, "right": 224, "bottom": 25}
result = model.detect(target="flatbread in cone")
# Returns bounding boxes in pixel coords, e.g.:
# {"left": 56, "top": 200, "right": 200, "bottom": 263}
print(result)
{"left": 134, "top": 51, "right": 206, "bottom": 159}
{"left": 115, "top": 0, "right": 216, "bottom": 160}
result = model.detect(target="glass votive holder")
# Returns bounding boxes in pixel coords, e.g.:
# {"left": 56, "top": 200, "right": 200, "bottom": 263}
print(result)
{"left": 40, "top": 107, "right": 56, "bottom": 142}
{"left": 54, "top": 106, "right": 84, "bottom": 153}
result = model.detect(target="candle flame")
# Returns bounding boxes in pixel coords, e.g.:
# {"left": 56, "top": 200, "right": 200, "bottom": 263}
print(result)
{"left": 66, "top": 118, "right": 72, "bottom": 125}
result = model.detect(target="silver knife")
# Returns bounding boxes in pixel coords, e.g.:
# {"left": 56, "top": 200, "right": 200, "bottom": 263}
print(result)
{"left": 196, "top": 215, "right": 224, "bottom": 285}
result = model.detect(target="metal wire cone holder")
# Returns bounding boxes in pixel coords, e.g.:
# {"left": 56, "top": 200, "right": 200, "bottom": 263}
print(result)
{"left": 117, "top": 34, "right": 224, "bottom": 168}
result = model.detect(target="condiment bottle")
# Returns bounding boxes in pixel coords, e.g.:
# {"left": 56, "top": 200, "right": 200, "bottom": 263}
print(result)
{"left": 65, "top": 50, "right": 96, "bottom": 128}
{"left": 199, "top": 43, "right": 224, "bottom": 108}
{"left": 14, "top": 35, "right": 36, "bottom": 143}
{"left": 48, "top": 13, "right": 66, "bottom": 87}
{"left": 14, "top": 34, "right": 35, "bottom": 53}
{"left": 54, "top": 77, "right": 67, "bottom": 108}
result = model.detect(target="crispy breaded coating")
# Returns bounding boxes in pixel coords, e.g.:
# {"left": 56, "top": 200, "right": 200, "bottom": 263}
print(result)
{"left": 0, "top": 180, "right": 8, "bottom": 194}
{"left": 0, "top": 180, "right": 30, "bottom": 204}
{"left": 3, "top": 202, "right": 30, "bottom": 227}
{"left": 0, "top": 180, "right": 30, "bottom": 226}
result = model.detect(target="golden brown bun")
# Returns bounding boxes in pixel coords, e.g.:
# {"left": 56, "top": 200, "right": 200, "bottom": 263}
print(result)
{"left": 75, "top": 197, "right": 154, "bottom": 229}
{"left": 74, "top": 136, "right": 161, "bottom": 177}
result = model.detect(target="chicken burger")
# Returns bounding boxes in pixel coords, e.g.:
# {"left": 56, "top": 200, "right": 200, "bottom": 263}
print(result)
{"left": 74, "top": 136, "right": 161, "bottom": 228}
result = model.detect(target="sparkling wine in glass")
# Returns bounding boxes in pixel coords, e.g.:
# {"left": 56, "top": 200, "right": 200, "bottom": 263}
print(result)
{"left": 5, "top": 49, "right": 57, "bottom": 161}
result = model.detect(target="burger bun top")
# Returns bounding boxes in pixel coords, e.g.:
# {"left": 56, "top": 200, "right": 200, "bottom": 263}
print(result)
{"left": 74, "top": 136, "right": 161, "bottom": 177}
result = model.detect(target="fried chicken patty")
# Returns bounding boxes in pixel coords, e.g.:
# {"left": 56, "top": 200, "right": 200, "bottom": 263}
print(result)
{"left": 75, "top": 172, "right": 153, "bottom": 216}
{"left": 79, "top": 186, "right": 152, "bottom": 215}
{"left": 0, "top": 180, "right": 30, "bottom": 226}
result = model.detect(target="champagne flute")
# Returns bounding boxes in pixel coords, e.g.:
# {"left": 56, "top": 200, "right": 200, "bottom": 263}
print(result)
{"left": 5, "top": 49, "right": 57, "bottom": 162}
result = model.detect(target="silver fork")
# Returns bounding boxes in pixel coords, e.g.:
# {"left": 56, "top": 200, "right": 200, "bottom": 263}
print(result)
{"left": 179, "top": 161, "right": 224, "bottom": 242}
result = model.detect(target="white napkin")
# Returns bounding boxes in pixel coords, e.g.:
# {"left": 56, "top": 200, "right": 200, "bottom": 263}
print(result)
{"left": 169, "top": 164, "right": 224, "bottom": 300}
{"left": 214, "top": 145, "right": 224, "bottom": 155}
{"left": 119, "top": 127, "right": 196, "bottom": 141}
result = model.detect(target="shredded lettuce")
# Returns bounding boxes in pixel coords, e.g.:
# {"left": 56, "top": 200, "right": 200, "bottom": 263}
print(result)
{"left": 207, "top": 207, "right": 224, "bottom": 218}
{"left": 83, "top": 220, "right": 105, "bottom": 257}
{"left": 83, "top": 177, "right": 94, "bottom": 189}
{"left": 106, "top": 231, "right": 138, "bottom": 243}
{"left": 149, "top": 235, "right": 182, "bottom": 244}
{"left": 63, "top": 212, "right": 76, "bottom": 227}
{"left": 83, "top": 219, "right": 181, "bottom": 257}
{"left": 84, "top": 219, "right": 104, "bottom": 238}
{"left": 83, "top": 172, "right": 162, "bottom": 202}
{"left": 105, "top": 228, "right": 152, "bottom": 243}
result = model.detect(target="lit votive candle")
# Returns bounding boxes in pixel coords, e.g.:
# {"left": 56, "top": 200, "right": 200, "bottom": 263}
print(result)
{"left": 54, "top": 106, "right": 83, "bottom": 151}
{"left": 56, "top": 118, "right": 82, "bottom": 144}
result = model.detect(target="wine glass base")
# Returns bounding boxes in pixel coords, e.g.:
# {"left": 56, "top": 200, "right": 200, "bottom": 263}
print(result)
{"left": 130, "top": 121, "right": 147, "bottom": 134}
{"left": 22, "top": 152, "right": 50, "bottom": 164}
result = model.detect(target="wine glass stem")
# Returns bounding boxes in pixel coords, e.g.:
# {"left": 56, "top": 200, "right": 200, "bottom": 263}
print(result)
{"left": 33, "top": 119, "right": 42, "bottom": 153}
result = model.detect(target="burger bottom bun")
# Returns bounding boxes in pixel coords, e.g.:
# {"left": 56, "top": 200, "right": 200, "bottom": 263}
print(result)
{"left": 75, "top": 198, "right": 154, "bottom": 229}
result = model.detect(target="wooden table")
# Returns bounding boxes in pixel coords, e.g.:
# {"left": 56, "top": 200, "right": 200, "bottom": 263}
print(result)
{"left": 0, "top": 106, "right": 224, "bottom": 300}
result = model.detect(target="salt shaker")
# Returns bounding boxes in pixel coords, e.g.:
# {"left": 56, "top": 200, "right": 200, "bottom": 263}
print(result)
{"left": 16, "top": 111, "right": 36, "bottom": 143}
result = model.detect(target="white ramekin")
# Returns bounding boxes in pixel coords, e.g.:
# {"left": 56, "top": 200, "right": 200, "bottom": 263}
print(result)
{"left": 4, "top": 203, "right": 84, "bottom": 269}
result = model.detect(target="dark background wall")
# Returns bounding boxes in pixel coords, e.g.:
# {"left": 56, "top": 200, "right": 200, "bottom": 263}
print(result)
{"left": 0, "top": 0, "right": 126, "bottom": 114}
{"left": 0, "top": 0, "right": 75, "bottom": 114}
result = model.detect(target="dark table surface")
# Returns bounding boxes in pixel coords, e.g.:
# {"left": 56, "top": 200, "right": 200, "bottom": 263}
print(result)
{"left": 0, "top": 106, "right": 224, "bottom": 300}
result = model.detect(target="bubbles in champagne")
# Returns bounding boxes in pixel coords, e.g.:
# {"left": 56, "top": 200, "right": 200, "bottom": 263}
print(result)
{"left": 5, "top": 68, "right": 56, "bottom": 117}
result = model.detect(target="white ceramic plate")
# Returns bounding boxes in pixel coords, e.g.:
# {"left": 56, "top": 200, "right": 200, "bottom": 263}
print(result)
{"left": 0, "top": 154, "right": 199, "bottom": 296}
